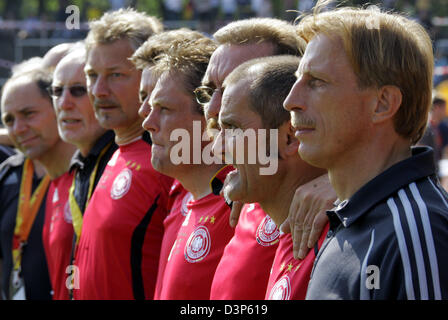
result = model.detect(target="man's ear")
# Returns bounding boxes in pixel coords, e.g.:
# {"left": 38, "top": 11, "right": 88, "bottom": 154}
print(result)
{"left": 372, "top": 85, "right": 402, "bottom": 124}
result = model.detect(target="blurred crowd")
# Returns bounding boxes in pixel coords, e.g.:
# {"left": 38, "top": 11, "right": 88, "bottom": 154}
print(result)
{"left": 0, "top": 1, "right": 447, "bottom": 35}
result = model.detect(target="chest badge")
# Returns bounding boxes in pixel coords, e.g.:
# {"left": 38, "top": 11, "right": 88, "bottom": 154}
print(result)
{"left": 269, "top": 275, "right": 291, "bottom": 300}
{"left": 184, "top": 226, "right": 211, "bottom": 263}
{"left": 256, "top": 215, "right": 280, "bottom": 247}
{"left": 110, "top": 168, "right": 132, "bottom": 200}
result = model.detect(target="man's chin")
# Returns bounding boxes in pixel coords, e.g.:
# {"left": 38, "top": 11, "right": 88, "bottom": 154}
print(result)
{"left": 21, "top": 147, "right": 45, "bottom": 160}
{"left": 97, "top": 116, "right": 129, "bottom": 131}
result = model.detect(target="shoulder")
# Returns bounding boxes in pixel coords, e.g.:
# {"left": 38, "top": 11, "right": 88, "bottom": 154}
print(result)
{"left": 0, "top": 152, "right": 25, "bottom": 183}
{"left": 376, "top": 177, "right": 448, "bottom": 299}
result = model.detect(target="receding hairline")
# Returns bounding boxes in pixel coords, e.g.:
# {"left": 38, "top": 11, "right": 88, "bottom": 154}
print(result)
{"left": 213, "top": 18, "right": 305, "bottom": 54}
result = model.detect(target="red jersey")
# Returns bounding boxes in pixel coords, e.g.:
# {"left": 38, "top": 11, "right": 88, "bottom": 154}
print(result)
{"left": 158, "top": 167, "right": 235, "bottom": 300}
{"left": 265, "top": 223, "right": 330, "bottom": 300}
{"left": 73, "top": 136, "right": 172, "bottom": 300}
{"left": 153, "top": 180, "right": 192, "bottom": 299}
{"left": 42, "top": 171, "right": 75, "bottom": 300}
{"left": 210, "top": 203, "right": 279, "bottom": 299}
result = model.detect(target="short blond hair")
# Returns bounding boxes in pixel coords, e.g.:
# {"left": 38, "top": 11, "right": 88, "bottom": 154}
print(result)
{"left": 131, "top": 28, "right": 205, "bottom": 70}
{"left": 213, "top": 18, "right": 306, "bottom": 55}
{"left": 152, "top": 36, "right": 217, "bottom": 113}
{"left": 85, "top": 8, "right": 163, "bottom": 52}
{"left": 297, "top": 3, "right": 434, "bottom": 144}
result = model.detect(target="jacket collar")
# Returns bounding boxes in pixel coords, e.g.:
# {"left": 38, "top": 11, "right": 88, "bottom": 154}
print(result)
{"left": 327, "top": 147, "right": 436, "bottom": 228}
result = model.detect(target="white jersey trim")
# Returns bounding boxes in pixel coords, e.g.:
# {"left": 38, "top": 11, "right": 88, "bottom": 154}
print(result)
{"left": 397, "top": 188, "right": 429, "bottom": 299}
{"left": 360, "top": 229, "right": 375, "bottom": 300}
{"left": 414, "top": 180, "right": 442, "bottom": 299}
{"left": 387, "top": 197, "right": 415, "bottom": 299}
{"left": 387, "top": 181, "right": 443, "bottom": 300}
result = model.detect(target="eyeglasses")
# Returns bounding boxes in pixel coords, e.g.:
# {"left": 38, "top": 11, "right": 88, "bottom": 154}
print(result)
{"left": 47, "top": 85, "right": 87, "bottom": 98}
{"left": 194, "top": 86, "right": 219, "bottom": 105}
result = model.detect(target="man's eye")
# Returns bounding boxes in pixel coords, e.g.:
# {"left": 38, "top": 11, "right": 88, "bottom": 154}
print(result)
{"left": 309, "top": 78, "right": 324, "bottom": 88}
{"left": 111, "top": 73, "right": 122, "bottom": 78}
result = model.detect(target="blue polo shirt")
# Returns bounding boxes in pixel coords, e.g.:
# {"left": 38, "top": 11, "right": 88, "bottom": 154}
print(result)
{"left": 306, "top": 147, "right": 448, "bottom": 300}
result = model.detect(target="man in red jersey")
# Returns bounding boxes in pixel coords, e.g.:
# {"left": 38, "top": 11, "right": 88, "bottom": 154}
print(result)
{"left": 141, "top": 34, "right": 236, "bottom": 300}
{"left": 43, "top": 46, "right": 118, "bottom": 300}
{"left": 213, "top": 55, "right": 328, "bottom": 300}
{"left": 42, "top": 172, "right": 74, "bottom": 300}
{"left": 73, "top": 9, "right": 173, "bottom": 300}
{"left": 193, "top": 18, "right": 303, "bottom": 300}
{"left": 198, "top": 19, "right": 336, "bottom": 262}
{"left": 131, "top": 28, "right": 209, "bottom": 298}
{"left": 1, "top": 60, "right": 75, "bottom": 300}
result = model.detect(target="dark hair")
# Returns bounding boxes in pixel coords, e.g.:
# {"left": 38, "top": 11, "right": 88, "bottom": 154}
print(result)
{"left": 2, "top": 63, "right": 53, "bottom": 103}
{"left": 152, "top": 36, "right": 217, "bottom": 114}
{"left": 224, "top": 55, "right": 300, "bottom": 128}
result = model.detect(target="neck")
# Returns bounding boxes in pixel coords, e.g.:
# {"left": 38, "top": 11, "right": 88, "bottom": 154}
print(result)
{"left": 78, "top": 129, "right": 107, "bottom": 157}
{"left": 114, "top": 119, "right": 144, "bottom": 146}
{"left": 176, "top": 164, "right": 225, "bottom": 200}
{"left": 38, "top": 140, "right": 76, "bottom": 179}
{"left": 329, "top": 134, "right": 411, "bottom": 200}
{"left": 259, "top": 161, "right": 326, "bottom": 227}
{"left": 32, "top": 160, "right": 46, "bottom": 179}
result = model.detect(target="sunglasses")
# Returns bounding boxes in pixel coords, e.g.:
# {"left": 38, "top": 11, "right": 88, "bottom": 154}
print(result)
{"left": 47, "top": 85, "right": 87, "bottom": 98}
{"left": 194, "top": 86, "right": 219, "bottom": 105}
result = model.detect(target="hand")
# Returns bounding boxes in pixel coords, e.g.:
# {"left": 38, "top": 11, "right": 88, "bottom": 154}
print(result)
{"left": 229, "top": 200, "right": 244, "bottom": 227}
{"left": 219, "top": 167, "right": 245, "bottom": 227}
{"left": 280, "top": 173, "right": 336, "bottom": 260}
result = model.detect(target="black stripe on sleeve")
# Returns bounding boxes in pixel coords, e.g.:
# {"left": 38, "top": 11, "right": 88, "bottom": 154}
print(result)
{"left": 130, "top": 194, "right": 160, "bottom": 300}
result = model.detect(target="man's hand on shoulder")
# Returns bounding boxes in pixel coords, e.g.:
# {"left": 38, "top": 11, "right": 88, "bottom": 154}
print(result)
{"left": 280, "top": 173, "right": 336, "bottom": 260}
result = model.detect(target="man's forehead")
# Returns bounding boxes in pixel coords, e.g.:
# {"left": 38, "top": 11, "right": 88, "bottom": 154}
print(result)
{"left": 54, "top": 61, "right": 85, "bottom": 84}
{"left": 204, "top": 42, "right": 275, "bottom": 86}
{"left": 298, "top": 34, "right": 346, "bottom": 74}
{"left": 2, "top": 87, "right": 49, "bottom": 115}
{"left": 141, "top": 67, "right": 157, "bottom": 86}
{"left": 220, "top": 79, "right": 250, "bottom": 118}
{"left": 85, "top": 41, "right": 135, "bottom": 71}
{"left": 2, "top": 78, "right": 37, "bottom": 102}
{"left": 151, "top": 71, "right": 177, "bottom": 99}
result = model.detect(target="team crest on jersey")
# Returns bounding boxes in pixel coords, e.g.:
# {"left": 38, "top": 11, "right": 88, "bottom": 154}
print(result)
{"left": 269, "top": 275, "right": 291, "bottom": 300}
{"left": 110, "top": 168, "right": 132, "bottom": 200}
{"left": 181, "top": 192, "right": 193, "bottom": 216}
{"left": 184, "top": 226, "right": 211, "bottom": 263}
{"left": 256, "top": 216, "right": 280, "bottom": 247}
{"left": 63, "top": 200, "right": 72, "bottom": 223}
